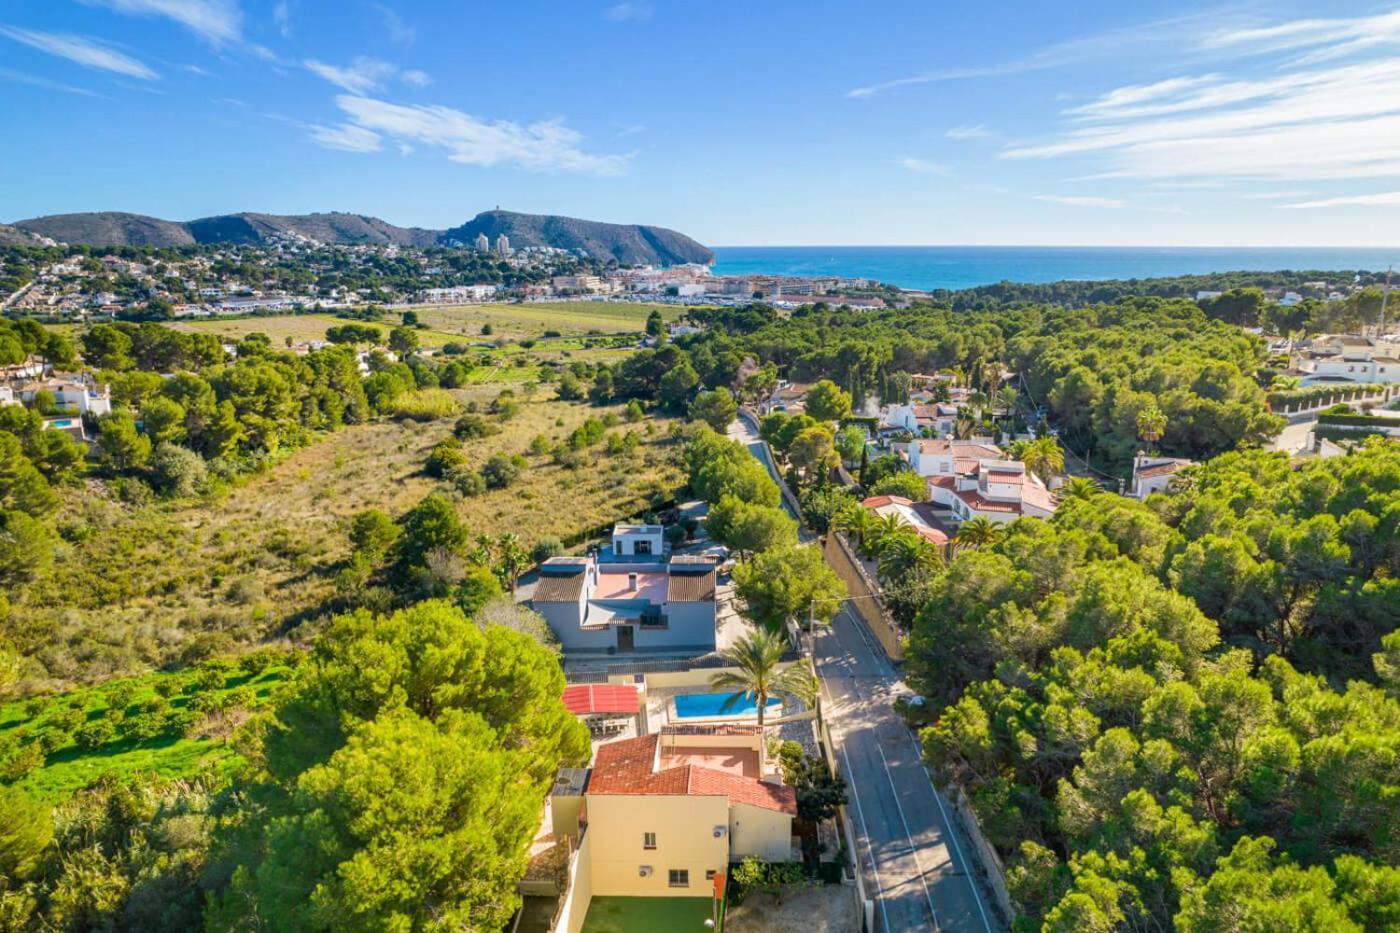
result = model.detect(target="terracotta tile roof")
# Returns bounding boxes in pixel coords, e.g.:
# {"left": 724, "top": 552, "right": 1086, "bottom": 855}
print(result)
{"left": 589, "top": 735, "right": 796, "bottom": 814}
{"left": 1135, "top": 460, "right": 1188, "bottom": 479}
{"left": 562, "top": 684, "right": 640, "bottom": 716}
{"left": 667, "top": 570, "right": 716, "bottom": 603}
{"left": 861, "top": 495, "right": 913, "bottom": 508}
{"left": 916, "top": 439, "right": 1003, "bottom": 460}
{"left": 533, "top": 575, "right": 586, "bottom": 602}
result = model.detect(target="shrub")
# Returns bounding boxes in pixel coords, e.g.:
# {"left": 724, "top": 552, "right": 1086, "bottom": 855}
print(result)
{"left": 531, "top": 537, "right": 564, "bottom": 563}
{"left": 528, "top": 434, "right": 551, "bottom": 456}
{"left": 149, "top": 442, "right": 208, "bottom": 497}
{"left": 76, "top": 718, "right": 117, "bottom": 748}
{"left": 388, "top": 388, "right": 460, "bottom": 421}
{"left": 453, "top": 414, "right": 497, "bottom": 440}
{"left": 453, "top": 470, "right": 487, "bottom": 496}
{"left": 106, "top": 683, "right": 137, "bottom": 712}
{"left": 226, "top": 576, "right": 265, "bottom": 606}
{"left": 481, "top": 453, "right": 527, "bottom": 489}
{"left": 426, "top": 439, "right": 468, "bottom": 478}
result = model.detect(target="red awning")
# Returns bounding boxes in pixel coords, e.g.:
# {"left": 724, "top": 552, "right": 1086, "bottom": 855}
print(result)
{"left": 562, "top": 684, "right": 640, "bottom": 716}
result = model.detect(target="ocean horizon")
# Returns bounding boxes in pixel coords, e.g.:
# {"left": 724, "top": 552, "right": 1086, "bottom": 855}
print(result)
{"left": 709, "top": 245, "right": 1400, "bottom": 293}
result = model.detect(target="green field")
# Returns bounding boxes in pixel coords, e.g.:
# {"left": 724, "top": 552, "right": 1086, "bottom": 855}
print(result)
{"left": 0, "top": 660, "right": 290, "bottom": 800}
{"left": 158, "top": 301, "right": 689, "bottom": 347}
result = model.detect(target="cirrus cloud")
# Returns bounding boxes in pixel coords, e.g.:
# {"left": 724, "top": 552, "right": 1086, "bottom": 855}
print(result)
{"left": 81, "top": 0, "right": 242, "bottom": 45}
{"left": 312, "top": 94, "right": 630, "bottom": 174}
{"left": 0, "top": 25, "right": 157, "bottom": 79}
{"left": 305, "top": 56, "right": 429, "bottom": 93}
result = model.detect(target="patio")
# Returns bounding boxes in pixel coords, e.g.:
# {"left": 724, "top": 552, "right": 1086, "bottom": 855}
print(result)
{"left": 580, "top": 896, "right": 717, "bottom": 933}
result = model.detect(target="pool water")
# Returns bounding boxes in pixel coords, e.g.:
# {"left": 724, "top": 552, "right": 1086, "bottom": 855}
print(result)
{"left": 673, "top": 691, "right": 783, "bottom": 720}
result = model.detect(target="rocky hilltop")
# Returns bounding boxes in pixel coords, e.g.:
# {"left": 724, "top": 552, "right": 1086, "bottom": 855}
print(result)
{"left": 442, "top": 209, "right": 713, "bottom": 265}
{"left": 10, "top": 209, "right": 712, "bottom": 265}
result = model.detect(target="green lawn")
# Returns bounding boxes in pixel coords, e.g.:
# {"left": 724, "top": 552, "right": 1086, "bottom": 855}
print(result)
{"left": 581, "top": 896, "right": 717, "bottom": 933}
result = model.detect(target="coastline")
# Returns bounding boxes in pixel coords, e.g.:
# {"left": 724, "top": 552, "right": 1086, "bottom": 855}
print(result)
{"left": 709, "top": 245, "right": 1400, "bottom": 292}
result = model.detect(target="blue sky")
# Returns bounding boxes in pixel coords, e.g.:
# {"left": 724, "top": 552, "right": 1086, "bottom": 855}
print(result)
{"left": 3, "top": 1, "right": 1400, "bottom": 246}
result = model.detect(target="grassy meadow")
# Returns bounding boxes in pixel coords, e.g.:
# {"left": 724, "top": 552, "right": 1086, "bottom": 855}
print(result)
{"left": 159, "top": 300, "right": 687, "bottom": 346}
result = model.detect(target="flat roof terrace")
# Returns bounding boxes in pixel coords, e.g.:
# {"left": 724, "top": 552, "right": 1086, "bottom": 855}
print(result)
{"left": 593, "top": 569, "right": 668, "bottom": 603}
{"left": 660, "top": 745, "right": 760, "bottom": 779}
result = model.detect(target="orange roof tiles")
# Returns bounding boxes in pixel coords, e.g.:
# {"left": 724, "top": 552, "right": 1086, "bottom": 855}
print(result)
{"left": 589, "top": 734, "right": 796, "bottom": 814}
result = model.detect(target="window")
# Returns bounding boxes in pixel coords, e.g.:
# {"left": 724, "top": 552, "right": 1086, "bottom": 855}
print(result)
{"left": 705, "top": 870, "right": 717, "bottom": 881}
{"left": 643, "top": 832, "right": 656, "bottom": 850}
{"left": 668, "top": 869, "right": 689, "bottom": 888}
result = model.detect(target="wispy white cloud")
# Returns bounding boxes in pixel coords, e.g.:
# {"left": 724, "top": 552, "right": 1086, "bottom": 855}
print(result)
{"left": 82, "top": 0, "right": 242, "bottom": 45}
{"left": 0, "top": 26, "right": 158, "bottom": 79}
{"left": 1000, "top": 7, "right": 1400, "bottom": 203}
{"left": 604, "top": 2, "right": 653, "bottom": 22}
{"left": 0, "top": 66, "right": 106, "bottom": 98}
{"left": 846, "top": 10, "right": 1222, "bottom": 98}
{"left": 1202, "top": 10, "right": 1400, "bottom": 65}
{"left": 897, "top": 157, "right": 951, "bottom": 175}
{"left": 371, "top": 3, "right": 415, "bottom": 43}
{"left": 1032, "top": 194, "right": 1125, "bottom": 208}
{"left": 1005, "top": 58, "right": 1400, "bottom": 181}
{"left": 183, "top": 62, "right": 212, "bottom": 75}
{"left": 308, "top": 121, "right": 381, "bottom": 153}
{"left": 330, "top": 94, "right": 630, "bottom": 174}
{"left": 305, "top": 56, "right": 427, "bottom": 93}
{"left": 1280, "top": 191, "right": 1400, "bottom": 209}
{"left": 945, "top": 124, "right": 991, "bottom": 140}
{"left": 272, "top": 0, "right": 290, "bottom": 37}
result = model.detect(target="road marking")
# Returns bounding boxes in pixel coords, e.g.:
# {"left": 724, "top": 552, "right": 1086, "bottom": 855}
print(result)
{"left": 877, "top": 742, "right": 941, "bottom": 931}
{"left": 906, "top": 731, "right": 994, "bottom": 933}
{"left": 841, "top": 742, "right": 891, "bottom": 933}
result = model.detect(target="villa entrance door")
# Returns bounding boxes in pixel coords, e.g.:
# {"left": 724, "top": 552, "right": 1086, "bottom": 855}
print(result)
{"left": 617, "top": 626, "right": 635, "bottom": 652}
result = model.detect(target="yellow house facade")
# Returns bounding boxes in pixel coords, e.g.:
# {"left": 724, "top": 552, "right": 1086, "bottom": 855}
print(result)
{"left": 553, "top": 726, "right": 796, "bottom": 900}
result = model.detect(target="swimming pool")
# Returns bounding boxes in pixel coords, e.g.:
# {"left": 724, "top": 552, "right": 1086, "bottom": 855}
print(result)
{"left": 672, "top": 691, "right": 783, "bottom": 721}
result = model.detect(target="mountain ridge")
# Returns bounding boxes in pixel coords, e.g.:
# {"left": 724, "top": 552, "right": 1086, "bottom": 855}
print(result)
{"left": 9, "top": 209, "right": 712, "bottom": 265}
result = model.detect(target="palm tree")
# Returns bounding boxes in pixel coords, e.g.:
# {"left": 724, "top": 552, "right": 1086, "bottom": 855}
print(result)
{"left": 952, "top": 516, "right": 1002, "bottom": 552}
{"left": 1061, "top": 477, "right": 1100, "bottom": 501}
{"left": 1021, "top": 436, "right": 1065, "bottom": 484}
{"left": 876, "top": 530, "right": 944, "bottom": 587}
{"left": 711, "top": 629, "right": 817, "bottom": 732}
{"left": 1136, "top": 406, "right": 1167, "bottom": 453}
{"left": 832, "top": 505, "right": 882, "bottom": 559}
{"left": 870, "top": 513, "right": 905, "bottom": 555}
{"left": 495, "top": 533, "right": 530, "bottom": 592}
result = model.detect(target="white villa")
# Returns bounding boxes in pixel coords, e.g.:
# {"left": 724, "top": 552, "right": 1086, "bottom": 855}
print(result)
{"left": 1292, "top": 336, "right": 1400, "bottom": 386}
{"left": 1128, "top": 454, "right": 1194, "bottom": 499}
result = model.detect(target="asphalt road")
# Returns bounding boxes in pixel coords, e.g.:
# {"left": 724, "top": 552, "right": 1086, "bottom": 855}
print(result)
{"left": 816, "top": 606, "right": 996, "bottom": 933}
{"left": 729, "top": 414, "right": 997, "bottom": 932}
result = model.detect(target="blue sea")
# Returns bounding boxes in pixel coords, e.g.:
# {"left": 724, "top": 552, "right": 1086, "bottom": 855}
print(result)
{"left": 710, "top": 246, "right": 1399, "bottom": 292}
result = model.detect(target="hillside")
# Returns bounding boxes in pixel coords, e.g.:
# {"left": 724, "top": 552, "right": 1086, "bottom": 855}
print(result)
{"left": 443, "top": 209, "right": 713, "bottom": 265}
{"left": 185, "top": 211, "right": 440, "bottom": 247}
{"left": 14, "top": 211, "right": 196, "bottom": 247}
{"left": 0, "top": 223, "right": 50, "bottom": 247}
{"left": 10, "top": 208, "right": 712, "bottom": 264}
